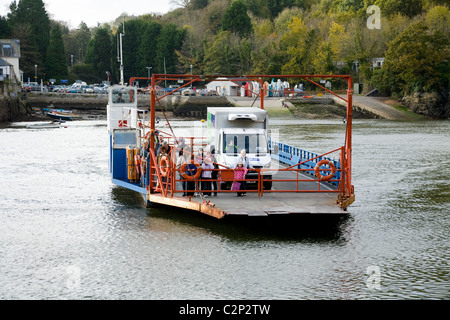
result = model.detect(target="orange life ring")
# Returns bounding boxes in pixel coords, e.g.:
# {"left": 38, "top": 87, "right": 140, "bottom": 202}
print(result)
{"left": 159, "top": 155, "right": 170, "bottom": 177}
{"left": 180, "top": 161, "right": 202, "bottom": 181}
{"left": 314, "top": 159, "right": 336, "bottom": 181}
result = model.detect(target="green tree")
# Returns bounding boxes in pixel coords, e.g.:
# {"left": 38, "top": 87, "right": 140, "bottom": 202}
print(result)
{"left": 280, "top": 16, "right": 308, "bottom": 74}
{"left": 45, "top": 26, "right": 68, "bottom": 80}
{"left": 156, "top": 24, "right": 186, "bottom": 74}
{"left": 137, "top": 20, "right": 162, "bottom": 77}
{"left": 8, "top": 0, "right": 50, "bottom": 78}
{"left": 251, "top": 18, "right": 284, "bottom": 74}
{"left": 377, "top": 21, "right": 449, "bottom": 94}
{"left": 222, "top": 0, "right": 253, "bottom": 37}
{"left": 374, "top": 0, "right": 424, "bottom": 18}
{"left": 425, "top": 5, "right": 450, "bottom": 38}
{"left": 190, "top": 0, "right": 209, "bottom": 10}
{"left": 74, "top": 22, "right": 92, "bottom": 63}
{"left": 119, "top": 19, "right": 146, "bottom": 81}
{"left": 85, "top": 27, "right": 113, "bottom": 81}
{"left": 11, "top": 22, "right": 41, "bottom": 82}
{"left": 0, "top": 16, "right": 11, "bottom": 38}
{"left": 203, "top": 31, "right": 241, "bottom": 74}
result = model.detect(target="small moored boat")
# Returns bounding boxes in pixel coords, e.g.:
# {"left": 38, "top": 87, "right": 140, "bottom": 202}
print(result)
{"left": 46, "top": 111, "right": 79, "bottom": 121}
{"left": 26, "top": 121, "right": 67, "bottom": 129}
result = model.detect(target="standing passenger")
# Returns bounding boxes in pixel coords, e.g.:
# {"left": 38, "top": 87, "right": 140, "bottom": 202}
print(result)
{"left": 201, "top": 156, "right": 214, "bottom": 197}
{"left": 210, "top": 148, "right": 219, "bottom": 196}
{"left": 233, "top": 162, "right": 248, "bottom": 197}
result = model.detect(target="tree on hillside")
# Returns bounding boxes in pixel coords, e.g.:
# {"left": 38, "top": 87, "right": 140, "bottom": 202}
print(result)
{"left": 280, "top": 16, "right": 308, "bottom": 74}
{"left": 137, "top": 20, "right": 162, "bottom": 78}
{"left": 62, "top": 22, "right": 92, "bottom": 68}
{"left": 11, "top": 23, "right": 41, "bottom": 82}
{"left": 119, "top": 19, "right": 146, "bottom": 81}
{"left": 251, "top": 18, "right": 284, "bottom": 74}
{"left": 222, "top": 0, "right": 253, "bottom": 37}
{"left": 75, "top": 22, "right": 92, "bottom": 63}
{"left": 203, "top": 30, "right": 246, "bottom": 74}
{"left": 425, "top": 5, "right": 450, "bottom": 38}
{"left": 45, "top": 25, "right": 68, "bottom": 80}
{"left": 374, "top": 21, "right": 449, "bottom": 95}
{"left": 190, "top": 0, "right": 209, "bottom": 10}
{"left": 8, "top": 0, "right": 50, "bottom": 79}
{"left": 156, "top": 24, "right": 186, "bottom": 74}
{"left": 85, "top": 27, "right": 113, "bottom": 81}
{"left": 374, "top": 0, "right": 424, "bottom": 18}
{"left": 0, "top": 16, "right": 11, "bottom": 38}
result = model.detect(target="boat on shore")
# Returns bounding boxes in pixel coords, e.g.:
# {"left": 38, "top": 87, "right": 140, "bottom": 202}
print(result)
{"left": 43, "top": 107, "right": 73, "bottom": 113}
{"left": 46, "top": 111, "right": 80, "bottom": 121}
{"left": 107, "top": 74, "right": 355, "bottom": 220}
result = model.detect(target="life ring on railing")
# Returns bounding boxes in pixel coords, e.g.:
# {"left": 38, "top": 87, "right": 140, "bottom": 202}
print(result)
{"left": 159, "top": 156, "right": 170, "bottom": 177}
{"left": 180, "top": 161, "right": 202, "bottom": 181}
{"left": 314, "top": 159, "right": 336, "bottom": 181}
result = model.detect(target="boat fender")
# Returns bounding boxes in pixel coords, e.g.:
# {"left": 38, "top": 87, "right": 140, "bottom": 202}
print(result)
{"left": 135, "top": 154, "right": 142, "bottom": 176}
{"left": 314, "top": 159, "right": 336, "bottom": 181}
{"left": 180, "top": 161, "right": 202, "bottom": 181}
{"left": 159, "top": 156, "right": 170, "bottom": 177}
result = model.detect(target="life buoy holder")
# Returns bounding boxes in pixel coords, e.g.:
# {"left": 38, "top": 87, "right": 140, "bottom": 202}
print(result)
{"left": 180, "top": 161, "right": 202, "bottom": 181}
{"left": 159, "top": 156, "right": 170, "bottom": 177}
{"left": 314, "top": 159, "right": 336, "bottom": 181}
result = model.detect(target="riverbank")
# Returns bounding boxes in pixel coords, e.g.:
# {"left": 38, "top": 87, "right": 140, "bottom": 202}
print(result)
{"left": 1, "top": 92, "right": 431, "bottom": 122}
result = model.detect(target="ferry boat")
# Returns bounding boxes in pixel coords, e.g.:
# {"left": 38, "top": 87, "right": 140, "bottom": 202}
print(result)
{"left": 107, "top": 74, "right": 355, "bottom": 219}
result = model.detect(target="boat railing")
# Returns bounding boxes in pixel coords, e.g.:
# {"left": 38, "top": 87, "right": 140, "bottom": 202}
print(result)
{"left": 139, "top": 134, "right": 347, "bottom": 199}
{"left": 268, "top": 138, "right": 342, "bottom": 186}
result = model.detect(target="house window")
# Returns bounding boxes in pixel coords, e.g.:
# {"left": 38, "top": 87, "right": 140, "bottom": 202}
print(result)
{"left": 2, "top": 44, "right": 12, "bottom": 57}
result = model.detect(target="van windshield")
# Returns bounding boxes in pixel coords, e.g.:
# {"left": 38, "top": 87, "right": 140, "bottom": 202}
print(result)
{"left": 223, "top": 133, "right": 268, "bottom": 155}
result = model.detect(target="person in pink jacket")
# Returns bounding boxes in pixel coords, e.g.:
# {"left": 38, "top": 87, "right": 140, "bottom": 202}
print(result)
{"left": 233, "top": 162, "right": 248, "bottom": 197}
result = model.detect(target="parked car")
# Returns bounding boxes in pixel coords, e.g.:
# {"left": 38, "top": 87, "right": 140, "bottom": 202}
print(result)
{"left": 22, "top": 84, "right": 31, "bottom": 92}
{"left": 52, "top": 85, "right": 63, "bottom": 92}
{"left": 81, "top": 85, "right": 94, "bottom": 93}
{"left": 93, "top": 86, "right": 107, "bottom": 94}
{"left": 66, "top": 86, "right": 82, "bottom": 93}
{"left": 29, "top": 82, "right": 41, "bottom": 92}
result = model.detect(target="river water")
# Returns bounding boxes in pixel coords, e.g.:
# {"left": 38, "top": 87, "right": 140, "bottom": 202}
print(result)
{"left": 0, "top": 118, "right": 448, "bottom": 300}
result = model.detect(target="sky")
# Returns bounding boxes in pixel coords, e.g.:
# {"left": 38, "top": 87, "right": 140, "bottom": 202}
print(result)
{"left": 0, "top": 0, "right": 175, "bottom": 29}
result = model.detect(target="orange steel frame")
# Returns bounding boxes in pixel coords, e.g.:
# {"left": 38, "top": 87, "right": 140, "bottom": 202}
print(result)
{"left": 131, "top": 74, "right": 354, "bottom": 208}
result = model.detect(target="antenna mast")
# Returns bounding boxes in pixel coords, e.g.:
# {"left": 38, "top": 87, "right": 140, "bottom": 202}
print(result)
{"left": 118, "top": 17, "right": 125, "bottom": 85}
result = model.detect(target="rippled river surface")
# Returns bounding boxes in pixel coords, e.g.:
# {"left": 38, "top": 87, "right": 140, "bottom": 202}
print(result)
{"left": 0, "top": 118, "right": 448, "bottom": 300}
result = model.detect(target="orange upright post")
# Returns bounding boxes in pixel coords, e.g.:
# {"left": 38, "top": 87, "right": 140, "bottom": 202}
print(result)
{"left": 345, "top": 76, "right": 353, "bottom": 197}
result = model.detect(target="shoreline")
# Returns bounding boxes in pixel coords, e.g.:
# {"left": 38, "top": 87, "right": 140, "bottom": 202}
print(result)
{"left": 2, "top": 93, "right": 429, "bottom": 123}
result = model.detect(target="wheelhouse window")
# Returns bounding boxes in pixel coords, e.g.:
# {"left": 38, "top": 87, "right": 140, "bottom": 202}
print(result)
{"left": 112, "top": 88, "right": 135, "bottom": 104}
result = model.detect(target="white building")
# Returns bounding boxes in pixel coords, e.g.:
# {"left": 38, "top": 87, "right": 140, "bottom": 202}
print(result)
{"left": 370, "top": 58, "right": 385, "bottom": 70}
{"left": 0, "top": 58, "right": 12, "bottom": 82}
{"left": 0, "top": 39, "right": 22, "bottom": 83}
{"left": 206, "top": 78, "right": 240, "bottom": 96}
